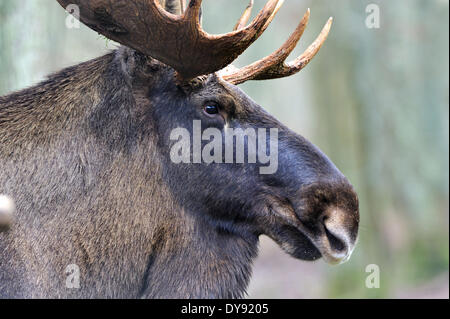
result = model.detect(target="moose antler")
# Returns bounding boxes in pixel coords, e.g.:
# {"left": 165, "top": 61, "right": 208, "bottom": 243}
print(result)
{"left": 56, "top": 0, "right": 284, "bottom": 80}
{"left": 57, "top": 0, "right": 331, "bottom": 84}
{"left": 222, "top": 8, "right": 333, "bottom": 85}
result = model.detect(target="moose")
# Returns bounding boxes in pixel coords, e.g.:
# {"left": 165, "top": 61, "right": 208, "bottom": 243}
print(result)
{"left": 0, "top": 0, "right": 359, "bottom": 298}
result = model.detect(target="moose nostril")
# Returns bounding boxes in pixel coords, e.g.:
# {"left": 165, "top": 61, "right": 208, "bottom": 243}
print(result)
{"left": 321, "top": 207, "right": 353, "bottom": 258}
{"left": 305, "top": 198, "right": 358, "bottom": 264}
{"left": 324, "top": 225, "right": 346, "bottom": 252}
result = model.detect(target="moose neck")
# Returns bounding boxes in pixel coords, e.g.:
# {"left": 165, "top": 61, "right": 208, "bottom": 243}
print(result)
{"left": 140, "top": 206, "right": 259, "bottom": 298}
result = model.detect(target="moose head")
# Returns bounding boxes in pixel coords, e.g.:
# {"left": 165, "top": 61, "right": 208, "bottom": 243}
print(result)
{"left": 0, "top": 0, "right": 359, "bottom": 298}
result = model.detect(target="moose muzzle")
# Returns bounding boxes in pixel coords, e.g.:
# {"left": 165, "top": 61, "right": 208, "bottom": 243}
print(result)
{"left": 292, "top": 181, "right": 359, "bottom": 265}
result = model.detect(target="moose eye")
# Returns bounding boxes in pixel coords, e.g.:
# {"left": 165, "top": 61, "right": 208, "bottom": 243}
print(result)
{"left": 203, "top": 103, "right": 220, "bottom": 115}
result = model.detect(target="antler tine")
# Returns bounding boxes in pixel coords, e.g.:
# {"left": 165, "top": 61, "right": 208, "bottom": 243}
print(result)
{"left": 184, "top": 0, "right": 202, "bottom": 22}
{"left": 224, "top": 9, "right": 310, "bottom": 84}
{"left": 234, "top": 0, "right": 254, "bottom": 31}
{"left": 204, "top": 0, "right": 283, "bottom": 43}
{"left": 288, "top": 17, "right": 333, "bottom": 73}
{"left": 223, "top": 11, "right": 333, "bottom": 85}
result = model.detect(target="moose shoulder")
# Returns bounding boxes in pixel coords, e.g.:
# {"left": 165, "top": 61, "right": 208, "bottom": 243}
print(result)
{"left": 0, "top": 0, "right": 359, "bottom": 298}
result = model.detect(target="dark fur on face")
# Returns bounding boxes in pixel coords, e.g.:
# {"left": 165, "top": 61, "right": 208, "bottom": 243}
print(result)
{"left": 0, "top": 47, "right": 358, "bottom": 298}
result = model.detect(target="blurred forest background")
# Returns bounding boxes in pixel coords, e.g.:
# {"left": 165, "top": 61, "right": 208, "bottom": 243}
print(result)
{"left": 0, "top": 0, "right": 448, "bottom": 298}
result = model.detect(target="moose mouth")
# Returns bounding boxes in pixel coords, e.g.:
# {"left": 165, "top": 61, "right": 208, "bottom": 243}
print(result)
{"left": 278, "top": 224, "right": 323, "bottom": 261}
{"left": 269, "top": 205, "right": 356, "bottom": 265}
